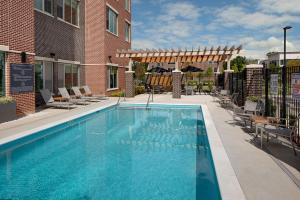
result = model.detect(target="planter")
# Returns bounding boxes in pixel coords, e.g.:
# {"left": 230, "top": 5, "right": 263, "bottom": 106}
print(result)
{"left": 0, "top": 101, "right": 17, "bottom": 123}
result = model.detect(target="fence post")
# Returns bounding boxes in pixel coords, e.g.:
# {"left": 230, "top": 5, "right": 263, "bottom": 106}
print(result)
{"left": 265, "top": 68, "right": 269, "bottom": 116}
{"left": 282, "top": 66, "right": 287, "bottom": 119}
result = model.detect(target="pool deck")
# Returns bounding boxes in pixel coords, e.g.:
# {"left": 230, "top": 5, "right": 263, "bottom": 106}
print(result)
{"left": 0, "top": 94, "right": 300, "bottom": 200}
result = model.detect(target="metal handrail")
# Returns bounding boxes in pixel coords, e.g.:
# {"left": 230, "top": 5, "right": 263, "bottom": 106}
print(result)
{"left": 117, "top": 90, "right": 125, "bottom": 105}
{"left": 146, "top": 89, "right": 154, "bottom": 110}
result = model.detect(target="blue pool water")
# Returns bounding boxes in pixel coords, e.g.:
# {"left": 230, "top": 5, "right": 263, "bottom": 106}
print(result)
{"left": 0, "top": 104, "right": 221, "bottom": 200}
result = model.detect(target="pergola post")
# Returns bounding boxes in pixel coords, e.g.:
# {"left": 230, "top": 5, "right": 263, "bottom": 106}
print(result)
{"left": 224, "top": 58, "right": 234, "bottom": 91}
{"left": 125, "top": 58, "right": 135, "bottom": 98}
{"left": 172, "top": 58, "right": 182, "bottom": 98}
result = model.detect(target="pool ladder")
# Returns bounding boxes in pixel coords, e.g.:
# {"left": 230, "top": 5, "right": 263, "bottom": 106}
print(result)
{"left": 146, "top": 89, "right": 154, "bottom": 110}
{"left": 117, "top": 90, "right": 126, "bottom": 106}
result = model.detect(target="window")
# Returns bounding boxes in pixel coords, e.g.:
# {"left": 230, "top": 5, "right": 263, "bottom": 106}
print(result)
{"left": 35, "top": 61, "right": 54, "bottom": 92}
{"left": 125, "top": 0, "right": 131, "bottom": 12}
{"left": 106, "top": 6, "right": 118, "bottom": 35}
{"left": 35, "top": 0, "right": 53, "bottom": 15}
{"left": 125, "top": 21, "right": 131, "bottom": 42}
{"left": 0, "top": 52, "right": 5, "bottom": 96}
{"left": 35, "top": 61, "right": 44, "bottom": 92}
{"left": 57, "top": 0, "right": 63, "bottom": 18}
{"left": 58, "top": 0, "right": 80, "bottom": 26}
{"left": 64, "top": 64, "right": 79, "bottom": 89}
{"left": 107, "top": 66, "right": 118, "bottom": 89}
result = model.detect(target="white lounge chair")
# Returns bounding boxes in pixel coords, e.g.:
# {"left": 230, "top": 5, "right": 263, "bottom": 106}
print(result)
{"left": 40, "top": 89, "right": 76, "bottom": 109}
{"left": 58, "top": 88, "right": 90, "bottom": 105}
{"left": 82, "top": 86, "right": 109, "bottom": 100}
{"left": 72, "top": 87, "right": 101, "bottom": 102}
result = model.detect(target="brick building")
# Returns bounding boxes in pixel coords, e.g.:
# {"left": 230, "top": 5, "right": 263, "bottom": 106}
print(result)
{"left": 0, "top": 0, "right": 131, "bottom": 115}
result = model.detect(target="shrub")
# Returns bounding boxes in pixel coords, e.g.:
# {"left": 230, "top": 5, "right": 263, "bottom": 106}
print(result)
{"left": 135, "top": 86, "right": 145, "bottom": 95}
{"left": 111, "top": 91, "right": 125, "bottom": 97}
{"left": 247, "top": 96, "right": 260, "bottom": 102}
{"left": 0, "top": 96, "right": 15, "bottom": 105}
{"left": 187, "top": 80, "right": 198, "bottom": 86}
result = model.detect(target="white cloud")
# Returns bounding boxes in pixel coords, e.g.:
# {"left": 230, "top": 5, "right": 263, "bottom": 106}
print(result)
{"left": 258, "top": 0, "right": 300, "bottom": 14}
{"left": 211, "top": 6, "right": 300, "bottom": 30}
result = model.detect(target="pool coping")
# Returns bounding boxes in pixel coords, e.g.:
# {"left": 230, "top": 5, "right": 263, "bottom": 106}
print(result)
{"left": 0, "top": 102, "right": 246, "bottom": 200}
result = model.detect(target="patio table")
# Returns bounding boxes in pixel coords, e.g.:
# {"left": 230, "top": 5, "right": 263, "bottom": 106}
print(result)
{"left": 251, "top": 116, "right": 269, "bottom": 148}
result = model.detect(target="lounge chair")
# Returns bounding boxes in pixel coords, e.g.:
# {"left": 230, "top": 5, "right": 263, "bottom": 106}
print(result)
{"left": 40, "top": 89, "right": 76, "bottom": 109}
{"left": 72, "top": 87, "right": 101, "bottom": 102}
{"left": 58, "top": 88, "right": 90, "bottom": 105}
{"left": 258, "top": 115, "right": 299, "bottom": 155}
{"left": 82, "top": 86, "right": 109, "bottom": 100}
{"left": 233, "top": 100, "right": 261, "bottom": 126}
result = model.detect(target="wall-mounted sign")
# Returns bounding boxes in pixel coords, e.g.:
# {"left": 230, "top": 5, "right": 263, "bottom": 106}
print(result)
{"left": 270, "top": 74, "right": 278, "bottom": 95}
{"left": 291, "top": 73, "right": 300, "bottom": 100}
{"left": 10, "top": 64, "right": 34, "bottom": 93}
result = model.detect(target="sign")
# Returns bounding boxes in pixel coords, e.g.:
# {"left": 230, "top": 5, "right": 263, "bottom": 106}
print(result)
{"left": 270, "top": 74, "right": 278, "bottom": 95}
{"left": 291, "top": 73, "right": 300, "bottom": 100}
{"left": 10, "top": 64, "right": 34, "bottom": 93}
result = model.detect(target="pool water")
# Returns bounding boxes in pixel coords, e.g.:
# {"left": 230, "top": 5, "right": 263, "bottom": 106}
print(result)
{"left": 0, "top": 104, "right": 221, "bottom": 200}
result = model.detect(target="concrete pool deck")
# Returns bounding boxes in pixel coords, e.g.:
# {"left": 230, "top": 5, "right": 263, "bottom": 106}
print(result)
{"left": 0, "top": 94, "right": 300, "bottom": 200}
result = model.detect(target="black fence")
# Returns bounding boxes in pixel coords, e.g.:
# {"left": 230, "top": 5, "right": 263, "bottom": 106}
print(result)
{"left": 265, "top": 66, "right": 300, "bottom": 143}
{"left": 229, "top": 71, "right": 246, "bottom": 106}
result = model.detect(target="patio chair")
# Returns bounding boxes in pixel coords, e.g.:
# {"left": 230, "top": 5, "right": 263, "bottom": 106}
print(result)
{"left": 58, "top": 88, "right": 90, "bottom": 105}
{"left": 40, "top": 89, "right": 76, "bottom": 109}
{"left": 72, "top": 87, "right": 101, "bottom": 102}
{"left": 233, "top": 100, "right": 261, "bottom": 126}
{"left": 82, "top": 86, "right": 109, "bottom": 100}
{"left": 259, "top": 115, "right": 299, "bottom": 155}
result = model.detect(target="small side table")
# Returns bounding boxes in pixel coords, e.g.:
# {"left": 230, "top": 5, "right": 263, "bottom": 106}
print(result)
{"left": 251, "top": 116, "right": 269, "bottom": 148}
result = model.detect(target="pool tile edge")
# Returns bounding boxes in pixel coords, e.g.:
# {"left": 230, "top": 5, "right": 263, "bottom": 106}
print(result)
{"left": 201, "top": 105, "right": 246, "bottom": 200}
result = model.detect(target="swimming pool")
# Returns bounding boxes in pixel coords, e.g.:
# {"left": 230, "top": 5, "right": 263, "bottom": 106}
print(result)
{"left": 0, "top": 104, "right": 221, "bottom": 200}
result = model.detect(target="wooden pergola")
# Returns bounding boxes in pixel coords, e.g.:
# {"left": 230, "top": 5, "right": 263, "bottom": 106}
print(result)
{"left": 116, "top": 45, "right": 242, "bottom": 70}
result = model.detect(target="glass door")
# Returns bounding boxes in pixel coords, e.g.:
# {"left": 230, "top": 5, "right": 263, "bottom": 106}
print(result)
{"left": 0, "top": 51, "right": 5, "bottom": 96}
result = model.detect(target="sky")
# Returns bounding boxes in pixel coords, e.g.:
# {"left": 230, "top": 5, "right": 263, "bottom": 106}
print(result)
{"left": 131, "top": 0, "right": 300, "bottom": 59}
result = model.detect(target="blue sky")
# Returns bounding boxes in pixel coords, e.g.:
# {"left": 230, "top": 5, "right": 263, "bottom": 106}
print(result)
{"left": 131, "top": 0, "right": 300, "bottom": 59}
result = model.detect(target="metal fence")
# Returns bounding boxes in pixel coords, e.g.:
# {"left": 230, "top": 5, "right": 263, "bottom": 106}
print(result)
{"left": 229, "top": 71, "right": 246, "bottom": 106}
{"left": 265, "top": 66, "right": 300, "bottom": 143}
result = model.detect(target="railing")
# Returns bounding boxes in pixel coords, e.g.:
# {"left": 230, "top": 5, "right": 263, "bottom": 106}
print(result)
{"left": 117, "top": 90, "right": 126, "bottom": 106}
{"left": 146, "top": 89, "right": 154, "bottom": 110}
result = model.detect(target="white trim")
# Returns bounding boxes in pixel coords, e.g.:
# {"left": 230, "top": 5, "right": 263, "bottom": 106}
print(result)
{"left": 106, "top": 63, "right": 119, "bottom": 67}
{"left": 106, "top": 29, "right": 119, "bottom": 37}
{"left": 58, "top": 59, "right": 80, "bottom": 65}
{"left": 57, "top": 17, "right": 80, "bottom": 29}
{"left": 35, "top": 56, "right": 55, "bottom": 62}
{"left": 106, "top": 3, "right": 119, "bottom": 14}
{"left": 107, "top": 88, "right": 119, "bottom": 92}
{"left": 125, "top": 19, "right": 131, "bottom": 25}
{"left": 125, "top": 20, "right": 131, "bottom": 43}
{"left": 34, "top": 8, "right": 54, "bottom": 18}
{"left": 125, "top": 0, "right": 131, "bottom": 13}
{"left": 8, "top": 50, "right": 35, "bottom": 56}
{"left": 0, "top": 45, "right": 9, "bottom": 52}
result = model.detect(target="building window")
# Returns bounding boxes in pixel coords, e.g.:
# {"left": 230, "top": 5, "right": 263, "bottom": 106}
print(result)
{"left": 35, "top": 61, "right": 54, "bottom": 92}
{"left": 64, "top": 64, "right": 79, "bottom": 89}
{"left": 107, "top": 66, "right": 118, "bottom": 89}
{"left": 125, "top": 21, "right": 131, "bottom": 42}
{"left": 125, "top": 0, "right": 131, "bottom": 12}
{"left": 106, "top": 6, "right": 118, "bottom": 35}
{"left": 0, "top": 52, "right": 5, "bottom": 96}
{"left": 57, "top": 0, "right": 80, "bottom": 26}
{"left": 35, "top": 0, "right": 53, "bottom": 15}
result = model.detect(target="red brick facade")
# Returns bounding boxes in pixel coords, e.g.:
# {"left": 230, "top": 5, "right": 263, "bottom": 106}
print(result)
{"left": 84, "top": 0, "right": 131, "bottom": 95}
{"left": 0, "top": 0, "right": 35, "bottom": 115}
{"left": 0, "top": 0, "right": 131, "bottom": 117}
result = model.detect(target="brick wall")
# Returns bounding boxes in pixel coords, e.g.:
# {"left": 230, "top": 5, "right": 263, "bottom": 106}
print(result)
{"left": 84, "top": 0, "right": 131, "bottom": 95}
{"left": 1, "top": 0, "right": 35, "bottom": 115}
{"left": 245, "top": 67, "right": 263, "bottom": 97}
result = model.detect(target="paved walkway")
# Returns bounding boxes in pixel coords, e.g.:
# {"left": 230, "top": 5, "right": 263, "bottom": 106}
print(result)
{"left": 0, "top": 94, "right": 299, "bottom": 200}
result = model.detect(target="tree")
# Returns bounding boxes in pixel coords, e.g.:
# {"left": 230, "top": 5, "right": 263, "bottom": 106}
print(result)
{"left": 206, "top": 67, "right": 213, "bottom": 77}
{"left": 132, "top": 62, "right": 147, "bottom": 81}
{"left": 230, "top": 56, "right": 247, "bottom": 72}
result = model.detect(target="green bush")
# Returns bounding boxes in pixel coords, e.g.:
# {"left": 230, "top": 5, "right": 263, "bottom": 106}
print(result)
{"left": 0, "top": 96, "right": 15, "bottom": 105}
{"left": 135, "top": 86, "right": 145, "bottom": 95}
{"left": 187, "top": 80, "right": 198, "bottom": 86}
{"left": 246, "top": 96, "right": 260, "bottom": 102}
{"left": 111, "top": 91, "right": 125, "bottom": 97}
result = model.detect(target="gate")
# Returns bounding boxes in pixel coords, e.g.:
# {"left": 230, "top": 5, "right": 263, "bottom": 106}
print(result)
{"left": 265, "top": 66, "right": 300, "bottom": 143}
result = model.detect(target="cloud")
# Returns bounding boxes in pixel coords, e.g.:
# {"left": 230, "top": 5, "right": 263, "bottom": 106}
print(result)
{"left": 258, "top": 0, "right": 300, "bottom": 14}
{"left": 210, "top": 6, "right": 300, "bottom": 30}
